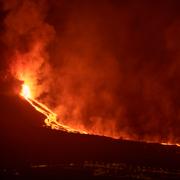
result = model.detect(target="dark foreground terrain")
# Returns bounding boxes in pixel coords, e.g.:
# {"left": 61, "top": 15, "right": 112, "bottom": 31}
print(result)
{"left": 0, "top": 94, "right": 180, "bottom": 179}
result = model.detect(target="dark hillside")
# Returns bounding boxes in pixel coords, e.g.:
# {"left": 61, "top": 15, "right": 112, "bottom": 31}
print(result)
{"left": 0, "top": 94, "right": 179, "bottom": 179}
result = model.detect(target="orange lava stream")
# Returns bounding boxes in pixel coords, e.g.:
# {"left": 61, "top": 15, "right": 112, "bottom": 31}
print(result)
{"left": 20, "top": 83, "right": 180, "bottom": 147}
{"left": 20, "top": 83, "right": 87, "bottom": 134}
{"left": 161, "top": 142, "right": 180, "bottom": 147}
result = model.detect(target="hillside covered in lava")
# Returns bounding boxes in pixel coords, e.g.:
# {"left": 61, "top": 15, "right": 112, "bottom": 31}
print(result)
{"left": 0, "top": 88, "right": 180, "bottom": 178}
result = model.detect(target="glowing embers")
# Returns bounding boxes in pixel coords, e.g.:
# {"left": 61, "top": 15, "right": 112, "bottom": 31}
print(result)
{"left": 21, "top": 84, "right": 31, "bottom": 99}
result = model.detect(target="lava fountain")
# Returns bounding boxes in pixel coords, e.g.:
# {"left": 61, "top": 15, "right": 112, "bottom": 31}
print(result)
{"left": 21, "top": 84, "right": 31, "bottom": 99}
{"left": 20, "top": 82, "right": 87, "bottom": 134}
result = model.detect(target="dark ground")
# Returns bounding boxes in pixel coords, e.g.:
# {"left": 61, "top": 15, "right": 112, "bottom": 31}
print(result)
{"left": 0, "top": 93, "right": 180, "bottom": 179}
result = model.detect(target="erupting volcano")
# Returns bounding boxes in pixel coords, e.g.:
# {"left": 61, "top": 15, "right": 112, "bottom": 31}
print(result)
{"left": 0, "top": 1, "right": 180, "bottom": 178}
{"left": 1, "top": 0, "right": 180, "bottom": 148}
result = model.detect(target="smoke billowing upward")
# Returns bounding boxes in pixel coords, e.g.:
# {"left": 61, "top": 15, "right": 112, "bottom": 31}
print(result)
{"left": 1, "top": 0, "right": 180, "bottom": 144}
{"left": 2, "top": 0, "right": 55, "bottom": 98}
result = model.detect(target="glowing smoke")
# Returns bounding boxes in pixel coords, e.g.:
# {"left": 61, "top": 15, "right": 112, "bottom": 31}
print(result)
{"left": 2, "top": 0, "right": 180, "bottom": 144}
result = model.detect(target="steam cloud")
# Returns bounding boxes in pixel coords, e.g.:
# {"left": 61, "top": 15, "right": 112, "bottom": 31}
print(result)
{"left": 2, "top": 0, "right": 180, "bottom": 144}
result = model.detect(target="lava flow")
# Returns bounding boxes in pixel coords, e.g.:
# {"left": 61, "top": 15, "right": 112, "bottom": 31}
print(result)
{"left": 20, "top": 82, "right": 87, "bottom": 134}
{"left": 17, "top": 81, "right": 180, "bottom": 147}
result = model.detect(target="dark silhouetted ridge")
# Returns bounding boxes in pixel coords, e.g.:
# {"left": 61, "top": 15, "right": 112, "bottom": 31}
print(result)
{"left": 0, "top": 94, "right": 179, "bottom": 179}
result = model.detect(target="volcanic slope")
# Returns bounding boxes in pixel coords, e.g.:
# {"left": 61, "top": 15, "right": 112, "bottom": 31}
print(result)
{"left": 0, "top": 94, "right": 180, "bottom": 179}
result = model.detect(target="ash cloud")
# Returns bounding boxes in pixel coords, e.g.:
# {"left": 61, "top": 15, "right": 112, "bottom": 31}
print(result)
{"left": 2, "top": 0, "right": 180, "bottom": 143}
{"left": 2, "top": 0, "right": 55, "bottom": 98}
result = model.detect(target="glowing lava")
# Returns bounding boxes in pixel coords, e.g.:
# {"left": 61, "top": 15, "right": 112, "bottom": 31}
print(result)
{"left": 20, "top": 83, "right": 87, "bottom": 134}
{"left": 19, "top": 82, "right": 179, "bottom": 147}
{"left": 21, "top": 84, "right": 31, "bottom": 99}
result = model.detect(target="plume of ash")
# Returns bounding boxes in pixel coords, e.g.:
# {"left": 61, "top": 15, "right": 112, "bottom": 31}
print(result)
{"left": 3, "top": 0, "right": 180, "bottom": 144}
{"left": 46, "top": 1, "right": 180, "bottom": 144}
{"left": 2, "top": 0, "right": 55, "bottom": 99}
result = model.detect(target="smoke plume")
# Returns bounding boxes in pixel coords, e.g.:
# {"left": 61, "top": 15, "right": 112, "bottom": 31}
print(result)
{"left": 2, "top": 0, "right": 180, "bottom": 144}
